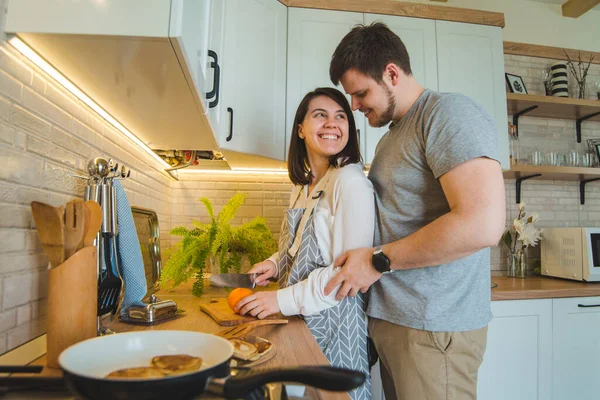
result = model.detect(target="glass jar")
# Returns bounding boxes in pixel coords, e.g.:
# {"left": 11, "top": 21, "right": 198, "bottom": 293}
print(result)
{"left": 508, "top": 125, "right": 519, "bottom": 165}
{"left": 516, "top": 249, "right": 527, "bottom": 278}
{"left": 506, "top": 252, "right": 517, "bottom": 277}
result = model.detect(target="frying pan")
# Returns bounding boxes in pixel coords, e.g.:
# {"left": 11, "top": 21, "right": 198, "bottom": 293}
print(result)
{"left": 57, "top": 330, "right": 365, "bottom": 400}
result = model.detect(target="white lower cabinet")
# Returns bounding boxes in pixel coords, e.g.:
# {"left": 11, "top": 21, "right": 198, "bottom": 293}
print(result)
{"left": 371, "top": 297, "right": 600, "bottom": 400}
{"left": 371, "top": 361, "right": 385, "bottom": 400}
{"left": 552, "top": 296, "right": 600, "bottom": 400}
{"left": 478, "top": 299, "right": 553, "bottom": 400}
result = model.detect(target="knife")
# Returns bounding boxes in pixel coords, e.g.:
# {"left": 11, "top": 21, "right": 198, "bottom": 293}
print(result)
{"left": 210, "top": 273, "right": 258, "bottom": 288}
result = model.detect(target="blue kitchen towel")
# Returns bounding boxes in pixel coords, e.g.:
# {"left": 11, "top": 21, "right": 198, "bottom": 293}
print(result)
{"left": 113, "top": 180, "right": 147, "bottom": 314}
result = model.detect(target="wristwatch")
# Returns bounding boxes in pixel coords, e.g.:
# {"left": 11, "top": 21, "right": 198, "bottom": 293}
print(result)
{"left": 372, "top": 246, "right": 392, "bottom": 274}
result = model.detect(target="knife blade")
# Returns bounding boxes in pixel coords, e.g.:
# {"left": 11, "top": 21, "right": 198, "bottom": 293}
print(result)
{"left": 210, "top": 273, "right": 257, "bottom": 288}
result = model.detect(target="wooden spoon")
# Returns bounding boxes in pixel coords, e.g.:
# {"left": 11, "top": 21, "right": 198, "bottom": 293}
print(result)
{"left": 30, "top": 201, "right": 64, "bottom": 268}
{"left": 83, "top": 201, "right": 102, "bottom": 247}
{"left": 63, "top": 201, "right": 84, "bottom": 259}
{"left": 216, "top": 319, "right": 288, "bottom": 339}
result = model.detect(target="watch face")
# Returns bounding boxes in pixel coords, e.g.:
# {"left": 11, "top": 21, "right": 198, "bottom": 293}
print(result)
{"left": 372, "top": 251, "right": 391, "bottom": 273}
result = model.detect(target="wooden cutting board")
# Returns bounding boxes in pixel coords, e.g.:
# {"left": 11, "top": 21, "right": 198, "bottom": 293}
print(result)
{"left": 200, "top": 298, "right": 280, "bottom": 326}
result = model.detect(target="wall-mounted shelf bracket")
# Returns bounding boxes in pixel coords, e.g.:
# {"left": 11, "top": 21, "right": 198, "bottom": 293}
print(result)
{"left": 580, "top": 177, "right": 600, "bottom": 205}
{"left": 576, "top": 112, "right": 600, "bottom": 143}
{"left": 512, "top": 105, "right": 538, "bottom": 137}
{"left": 516, "top": 174, "right": 541, "bottom": 203}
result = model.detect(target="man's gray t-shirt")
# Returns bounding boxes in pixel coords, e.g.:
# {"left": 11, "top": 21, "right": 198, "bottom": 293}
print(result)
{"left": 367, "top": 89, "right": 497, "bottom": 332}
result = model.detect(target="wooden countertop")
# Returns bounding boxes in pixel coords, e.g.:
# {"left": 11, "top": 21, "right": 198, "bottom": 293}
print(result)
{"left": 28, "top": 281, "right": 351, "bottom": 400}
{"left": 491, "top": 276, "right": 600, "bottom": 301}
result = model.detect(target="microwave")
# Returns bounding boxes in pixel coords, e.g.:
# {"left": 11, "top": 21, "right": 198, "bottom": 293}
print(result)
{"left": 541, "top": 228, "right": 600, "bottom": 282}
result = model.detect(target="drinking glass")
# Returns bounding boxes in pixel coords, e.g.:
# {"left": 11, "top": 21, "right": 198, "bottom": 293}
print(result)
{"left": 566, "top": 152, "right": 580, "bottom": 167}
{"left": 528, "top": 151, "right": 544, "bottom": 166}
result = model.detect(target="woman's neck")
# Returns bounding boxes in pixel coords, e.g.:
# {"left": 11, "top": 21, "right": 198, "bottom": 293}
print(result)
{"left": 307, "top": 157, "right": 329, "bottom": 192}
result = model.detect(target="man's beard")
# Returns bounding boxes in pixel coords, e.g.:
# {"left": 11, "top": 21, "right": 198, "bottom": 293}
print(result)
{"left": 374, "top": 86, "right": 396, "bottom": 128}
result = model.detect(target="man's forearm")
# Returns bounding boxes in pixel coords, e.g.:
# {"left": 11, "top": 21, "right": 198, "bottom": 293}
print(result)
{"left": 383, "top": 208, "right": 504, "bottom": 270}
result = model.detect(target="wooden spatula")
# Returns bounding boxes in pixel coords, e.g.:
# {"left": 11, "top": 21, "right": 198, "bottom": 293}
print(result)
{"left": 30, "top": 201, "right": 64, "bottom": 268}
{"left": 82, "top": 201, "right": 102, "bottom": 247}
{"left": 216, "top": 319, "right": 288, "bottom": 339}
{"left": 64, "top": 201, "right": 84, "bottom": 260}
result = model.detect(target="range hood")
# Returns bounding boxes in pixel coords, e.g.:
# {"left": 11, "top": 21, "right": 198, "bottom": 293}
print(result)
{"left": 4, "top": 1, "right": 219, "bottom": 156}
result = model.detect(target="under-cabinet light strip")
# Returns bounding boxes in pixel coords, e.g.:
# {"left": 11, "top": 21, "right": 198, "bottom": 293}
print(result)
{"left": 179, "top": 168, "right": 288, "bottom": 175}
{"left": 9, "top": 37, "right": 171, "bottom": 169}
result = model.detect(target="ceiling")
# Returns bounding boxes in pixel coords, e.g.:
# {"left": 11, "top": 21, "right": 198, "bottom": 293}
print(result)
{"left": 528, "top": 0, "right": 600, "bottom": 11}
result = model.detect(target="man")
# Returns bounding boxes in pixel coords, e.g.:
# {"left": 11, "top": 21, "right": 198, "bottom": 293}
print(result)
{"left": 324, "top": 22, "right": 506, "bottom": 400}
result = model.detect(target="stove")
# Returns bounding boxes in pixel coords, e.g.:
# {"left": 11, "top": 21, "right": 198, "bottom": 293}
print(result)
{"left": 0, "top": 383, "right": 288, "bottom": 399}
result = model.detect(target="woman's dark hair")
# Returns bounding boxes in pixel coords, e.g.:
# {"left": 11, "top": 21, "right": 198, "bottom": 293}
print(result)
{"left": 330, "top": 22, "right": 412, "bottom": 86}
{"left": 288, "top": 87, "right": 361, "bottom": 186}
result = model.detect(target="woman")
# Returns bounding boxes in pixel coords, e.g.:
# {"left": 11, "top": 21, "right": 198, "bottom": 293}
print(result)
{"left": 235, "top": 87, "right": 374, "bottom": 400}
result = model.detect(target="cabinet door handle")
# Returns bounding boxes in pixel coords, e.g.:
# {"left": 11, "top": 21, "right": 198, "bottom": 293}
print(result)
{"left": 226, "top": 107, "right": 234, "bottom": 142}
{"left": 577, "top": 304, "right": 600, "bottom": 308}
{"left": 357, "top": 128, "right": 361, "bottom": 143}
{"left": 206, "top": 50, "right": 220, "bottom": 109}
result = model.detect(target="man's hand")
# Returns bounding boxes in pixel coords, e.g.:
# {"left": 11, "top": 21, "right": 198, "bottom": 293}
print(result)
{"left": 324, "top": 247, "right": 382, "bottom": 301}
{"left": 235, "top": 291, "right": 280, "bottom": 319}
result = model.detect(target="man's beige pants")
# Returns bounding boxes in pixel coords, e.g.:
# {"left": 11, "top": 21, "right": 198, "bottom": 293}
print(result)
{"left": 369, "top": 318, "right": 488, "bottom": 400}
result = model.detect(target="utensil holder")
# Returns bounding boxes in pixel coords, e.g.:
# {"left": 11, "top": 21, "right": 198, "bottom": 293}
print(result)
{"left": 47, "top": 246, "right": 98, "bottom": 368}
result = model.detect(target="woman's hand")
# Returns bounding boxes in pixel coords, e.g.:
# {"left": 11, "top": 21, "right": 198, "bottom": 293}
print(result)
{"left": 248, "top": 260, "right": 277, "bottom": 286}
{"left": 235, "top": 291, "right": 280, "bottom": 319}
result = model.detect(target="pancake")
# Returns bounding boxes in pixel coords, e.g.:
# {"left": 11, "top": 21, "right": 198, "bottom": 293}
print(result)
{"left": 151, "top": 354, "right": 203, "bottom": 375}
{"left": 229, "top": 338, "right": 258, "bottom": 361}
{"left": 254, "top": 340, "right": 272, "bottom": 355}
{"left": 106, "top": 366, "right": 165, "bottom": 379}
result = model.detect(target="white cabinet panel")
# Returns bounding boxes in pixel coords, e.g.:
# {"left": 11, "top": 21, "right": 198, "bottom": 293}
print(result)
{"left": 169, "top": 0, "right": 212, "bottom": 115}
{"left": 436, "top": 21, "right": 510, "bottom": 170}
{"left": 552, "top": 297, "right": 600, "bottom": 400}
{"left": 205, "top": 0, "right": 226, "bottom": 140}
{"left": 218, "top": 0, "right": 287, "bottom": 160}
{"left": 363, "top": 14, "right": 438, "bottom": 165}
{"left": 478, "top": 299, "right": 553, "bottom": 400}
{"left": 286, "top": 8, "right": 364, "bottom": 160}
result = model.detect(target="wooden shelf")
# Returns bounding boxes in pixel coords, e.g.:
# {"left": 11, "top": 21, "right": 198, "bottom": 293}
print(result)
{"left": 506, "top": 93, "right": 600, "bottom": 121}
{"left": 503, "top": 165, "right": 600, "bottom": 181}
{"left": 507, "top": 93, "right": 600, "bottom": 142}
{"left": 503, "top": 165, "right": 600, "bottom": 205}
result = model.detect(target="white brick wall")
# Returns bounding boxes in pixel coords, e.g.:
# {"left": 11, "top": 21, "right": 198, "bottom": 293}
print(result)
{"left": 171, "top": 173, "right": 293, "bottom": 244}
{"left": 0, "top": 40, "right": 172, "bottom": 352}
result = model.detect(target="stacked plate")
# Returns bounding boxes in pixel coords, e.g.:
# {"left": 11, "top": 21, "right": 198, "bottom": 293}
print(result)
{"left": 550, "top": 62, "right": 569, "bottom": 97}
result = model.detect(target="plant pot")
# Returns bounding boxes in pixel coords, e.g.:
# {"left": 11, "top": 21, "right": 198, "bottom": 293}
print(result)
{"left": 208, "top": 254, "right": 251, "bottom": 277}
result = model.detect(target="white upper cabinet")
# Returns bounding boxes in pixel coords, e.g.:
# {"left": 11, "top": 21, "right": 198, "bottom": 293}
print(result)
{"left": 169, "top": 0, "right": 212, "bottom": 115}
{"left": 552, "top": 297, "right": 600, "bottom": 400}
{"left": 363, "top": 14, "right": 438, "bottom": 165}
{"left": 286, "top": 8, "right": 365, "bottom": 160}
{"left": 217, "top": 0, "right": 287, "bottom": 161}
{"left": 478, "top": 299, "right": 553, "bottom": 400}
{"left": 5, "top": 0, "right": 219, "bottom": 151}
{"left": 436, "top": 21, "right": 510, "bottom": 170}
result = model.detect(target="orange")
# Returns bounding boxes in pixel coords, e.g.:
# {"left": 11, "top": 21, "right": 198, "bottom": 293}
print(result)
{"left": 227, "top": 288, "right": 253, "bottom": 312}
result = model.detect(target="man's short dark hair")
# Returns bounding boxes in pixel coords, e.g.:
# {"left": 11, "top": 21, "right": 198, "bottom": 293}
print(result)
{"left": 288, "top": 87, "right": 361, "bottom": 186}
{"left": 330, "top": 22, "right": 413, "bottom": 86}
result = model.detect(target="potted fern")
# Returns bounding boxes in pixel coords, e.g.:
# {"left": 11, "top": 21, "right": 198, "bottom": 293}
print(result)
{"left": 160, "top": 192, "right": 277, "bottom": 296}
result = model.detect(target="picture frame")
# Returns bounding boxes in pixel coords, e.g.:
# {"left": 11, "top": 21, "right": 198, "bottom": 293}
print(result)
{"left": 505, "top": 73, "right": 528, "bottom": 94}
